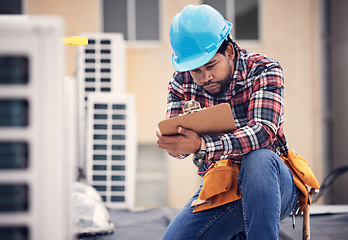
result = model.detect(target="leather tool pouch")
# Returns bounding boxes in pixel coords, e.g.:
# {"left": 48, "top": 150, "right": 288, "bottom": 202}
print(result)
{"left": 191, "top": 161, "right": 241, "bottom": 213}
{"left": 199, "top": 165, "right": 233, "bottom": 199}
{"left": 281, "top": 150, "right": 320, "bottom": 211}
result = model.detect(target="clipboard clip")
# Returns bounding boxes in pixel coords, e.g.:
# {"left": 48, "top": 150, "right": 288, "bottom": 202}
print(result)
{"left": 182, "top": 100, "right": 202, "bottom": 114}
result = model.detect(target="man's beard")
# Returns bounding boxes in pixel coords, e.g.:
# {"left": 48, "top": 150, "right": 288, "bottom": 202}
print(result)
{"left": 202, "top": 62, "right": 233, "bottom": 97}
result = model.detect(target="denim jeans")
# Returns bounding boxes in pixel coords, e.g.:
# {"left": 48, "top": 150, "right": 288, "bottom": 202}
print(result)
{"left": 162, "top": 149, "right": 299, "bottom": 240}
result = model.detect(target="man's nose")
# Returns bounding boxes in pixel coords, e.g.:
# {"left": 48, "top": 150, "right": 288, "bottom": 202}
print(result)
{"left": 202, "top": 71, "right": 213, "bottom": 83}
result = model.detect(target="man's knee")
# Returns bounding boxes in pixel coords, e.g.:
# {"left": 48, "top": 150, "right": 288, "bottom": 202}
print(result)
{"left": 237, "top": 149, "right": 279, "bottom": 185}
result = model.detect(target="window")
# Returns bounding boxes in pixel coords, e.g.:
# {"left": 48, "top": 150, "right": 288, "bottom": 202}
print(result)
{"left": 0, "top": 0, "right": 24, "bottom": 14}
{"left": 103, "top": 0, "right": 161, "bottom": 42}
{"left": 135, "top": 144, "right": 168, "bottom": 207}
{"left": 202, "top": 0, "right": 259, "bottom": 40}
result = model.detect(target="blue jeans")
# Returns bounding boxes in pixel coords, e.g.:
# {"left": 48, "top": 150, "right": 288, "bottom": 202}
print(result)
{"left": 162, "top": 149, "right": 299, "bottom": 240}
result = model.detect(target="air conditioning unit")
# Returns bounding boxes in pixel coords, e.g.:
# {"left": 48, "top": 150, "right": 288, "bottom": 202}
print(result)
{"left": 0, "top": 16, "right": 73, "bottom": 240}
{"left": 86, "top": 93, "right": 136, "bottom": 209}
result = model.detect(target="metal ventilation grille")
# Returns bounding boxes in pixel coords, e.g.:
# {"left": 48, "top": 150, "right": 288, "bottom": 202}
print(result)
{"left": 83, "top": 40, "right": 112, "bottom": 93}
{"left": 0, "top": 54, "right": 32, "bottom": 240}
{"left": 78, "top": 33, "right": 125, "bottom": 98}
{"left": 86, "top": 93, "right": 136, "bottom": 209}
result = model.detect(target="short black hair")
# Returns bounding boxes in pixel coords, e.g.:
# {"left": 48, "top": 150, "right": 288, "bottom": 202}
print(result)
{"left": 217, "top": 34, "right": 233, "bottom": 55}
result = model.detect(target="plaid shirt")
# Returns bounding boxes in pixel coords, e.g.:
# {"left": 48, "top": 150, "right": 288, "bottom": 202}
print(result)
{"left": 166, "top": 41, "right": 288, "bottom": 172}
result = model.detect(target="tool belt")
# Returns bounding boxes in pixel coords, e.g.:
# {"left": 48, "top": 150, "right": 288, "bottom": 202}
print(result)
{"left": 280, "top": 150, "right": 320, "bottom": 211}
{"left": 191, "top": 160, "right": 241, "bottom": 213}
{"left": 190, "top": 150, "right": 320, "bottom": 213}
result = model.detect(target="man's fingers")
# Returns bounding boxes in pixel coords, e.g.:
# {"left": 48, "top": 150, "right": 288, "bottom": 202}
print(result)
{"left": 157, "top": 127, "right": 200, "bottom": 154}
{"left": 157, "top": 133, "right": 175, "bottom": 149}
{"left": 157, "top": 138, "right": 176, "bottom": 152}
{"left": 156, "top": 128, "right": 162, "bottom": 138}
{"left": 178, "top": 126, "right": 184, "bottom": 134}
{"left": 177, "top": 126, "right": 195, "bottom": 137}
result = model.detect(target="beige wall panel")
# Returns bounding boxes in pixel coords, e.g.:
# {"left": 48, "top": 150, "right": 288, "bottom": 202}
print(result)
{"left": 166, "top": 155, "right": 202, "bottom": 209}
{"left": 27, "top": 0, "right": 101, "bottom": 75}
{"left": 127, "top": 47, "right": 171, "bottom": 143}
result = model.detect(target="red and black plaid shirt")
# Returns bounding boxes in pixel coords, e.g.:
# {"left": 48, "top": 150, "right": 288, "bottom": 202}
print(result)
{"left": 166, "top": 41, "right": 288, "bottom": 172}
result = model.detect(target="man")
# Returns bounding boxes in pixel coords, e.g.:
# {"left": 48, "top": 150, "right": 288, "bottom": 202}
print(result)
{"left": 156, "top": 4, "right": 299, "bottom": 240}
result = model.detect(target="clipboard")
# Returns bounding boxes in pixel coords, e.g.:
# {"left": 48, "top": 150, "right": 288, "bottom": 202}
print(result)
{"left": 158, "top": 103, "right": 236, "bottom": 136}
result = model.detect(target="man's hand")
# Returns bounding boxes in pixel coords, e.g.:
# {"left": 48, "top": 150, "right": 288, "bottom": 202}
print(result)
{"left": 156, "top": 126, "right": 201, "bottom": 155}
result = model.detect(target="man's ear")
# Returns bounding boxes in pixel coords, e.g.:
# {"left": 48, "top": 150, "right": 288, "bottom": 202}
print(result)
{"left": 225, "top": 43, "right": 235, "bottom": 60}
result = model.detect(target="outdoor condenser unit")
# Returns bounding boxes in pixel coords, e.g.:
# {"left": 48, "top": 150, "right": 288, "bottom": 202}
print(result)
{"left": 86, "top": 93, "right": 137, "bottom": 209}
{"left": 0, "top": 16, "right": 72, "bottom": 240}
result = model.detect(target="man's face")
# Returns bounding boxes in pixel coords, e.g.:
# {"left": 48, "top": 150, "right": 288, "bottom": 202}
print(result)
{"left": 189, "top": 44, "right": 235, "bottom": 97}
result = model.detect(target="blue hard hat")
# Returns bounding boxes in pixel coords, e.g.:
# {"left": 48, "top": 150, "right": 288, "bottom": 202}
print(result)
{"left": 169, "top": 4, "right": 233, "bottom": 72}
